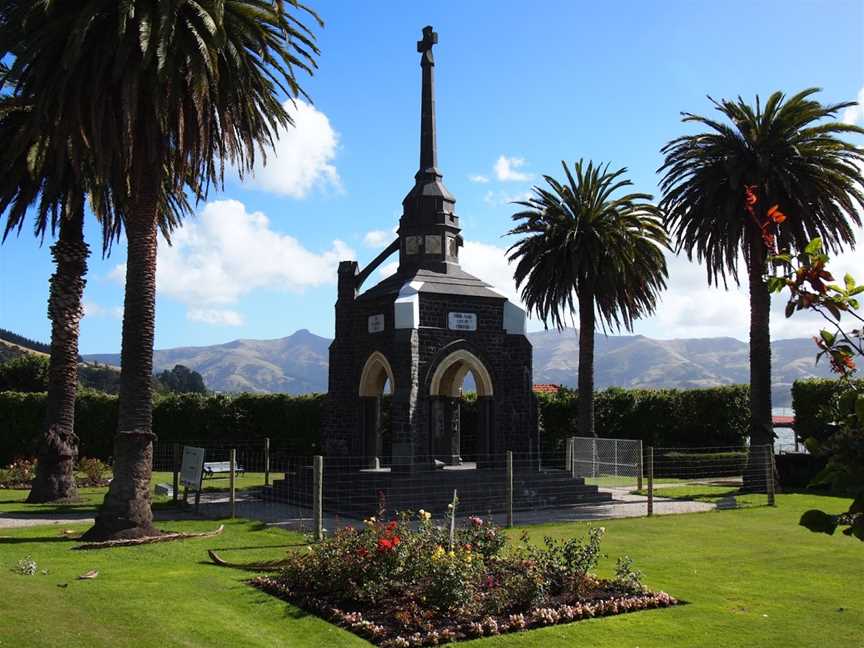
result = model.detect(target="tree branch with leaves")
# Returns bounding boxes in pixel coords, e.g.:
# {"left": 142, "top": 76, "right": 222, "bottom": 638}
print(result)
{"left": 768, "top": 238, "right": 863, "bottom": 540}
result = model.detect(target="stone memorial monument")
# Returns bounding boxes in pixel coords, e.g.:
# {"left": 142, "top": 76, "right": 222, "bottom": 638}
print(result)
{"left": 322, "top": 25, "right": 537, "bottom": 471}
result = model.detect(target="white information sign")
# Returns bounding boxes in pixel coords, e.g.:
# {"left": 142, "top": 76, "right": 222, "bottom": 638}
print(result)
{"left": 180, "top": 446, "right": 206, "bottom": 489}
{"left": 448, "top": 312, "right": 477, "bottom": 331}
{"left": 368, "top": 313, "right": 385, "bottom": 334}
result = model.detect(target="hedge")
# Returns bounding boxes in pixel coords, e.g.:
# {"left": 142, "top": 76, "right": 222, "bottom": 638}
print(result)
{"left": 1, "top": 384, "right": 752, "bottom": 464}
{"left": 536, "top": 385, "right": 751, "bottom": 453}
{"left": 791, "top": 378, "right": 864, "bottom": 444}
{"left": 0, "top": 390, "right": 323, "bottom": 464}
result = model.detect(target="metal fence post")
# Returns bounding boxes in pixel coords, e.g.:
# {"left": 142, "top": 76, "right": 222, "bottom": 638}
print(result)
{"left": 264, "top": 437, "right": 271, "bottom": 487}
{"left": 172, "top": 442, "right": 180, "bottom": 504}
{"left": 229, "top": 448, "right": 237, "bottom": 519}
{"left": 614, "top": 440, "right": 619, "bottom": 478}
{"left": 313, "top": 455, "right": 324, "bottom": 542}
{"left": 647, "top": 446, "right": 654, "bottom": 517}
{"left": 637, "top": 440, "right": 643, "bottom": 491}
{"left": 766, "top": 445, "right": 776, "bottom": 507}
{"left": 505, "top": 450, "right": 514, "bottom": 528}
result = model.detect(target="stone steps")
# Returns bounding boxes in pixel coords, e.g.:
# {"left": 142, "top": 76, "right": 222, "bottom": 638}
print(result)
{"left": 270, "top": 467, "right": 612, "bottom": 518}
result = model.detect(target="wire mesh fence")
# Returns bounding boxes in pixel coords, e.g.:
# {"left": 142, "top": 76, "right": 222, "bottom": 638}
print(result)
{"left": 148, "top": 437, "right": 775, "bottom": 531}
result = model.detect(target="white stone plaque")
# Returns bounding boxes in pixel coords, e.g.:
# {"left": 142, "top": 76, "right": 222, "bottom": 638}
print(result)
{"left": 368, "top": 313, "right": 385, "bottom": 334}
{"left": 180, "top": 446, "right": 205, "bottom": 489}
{"left": 448, "top": 312, "right": 477, "bottom": 331}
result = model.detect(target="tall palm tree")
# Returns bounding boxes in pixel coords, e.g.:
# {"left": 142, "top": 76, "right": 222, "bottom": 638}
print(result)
{"left": 0, "top": 98, "right": 92, "bottom": 502}
{"left": 507, "top": 160, "right": 670, "bottom": 438}
{"left": 659, "top": 89, "right": 864, "bottom": 459}
{"left": 0, "top": 97, "right": 188, "bottom": 503}
{"left": 1, "top": 1, "right": 321, "bottom": 539}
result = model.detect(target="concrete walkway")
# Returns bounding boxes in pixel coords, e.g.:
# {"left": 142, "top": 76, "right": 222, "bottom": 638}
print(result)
{"left": 0, "top": 486, "right": 719, "bottom": 532}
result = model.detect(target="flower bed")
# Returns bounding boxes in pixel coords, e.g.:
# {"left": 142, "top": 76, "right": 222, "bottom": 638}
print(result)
{"left": 251, "top": 510, "right": 678, "bottom": 646}
{"left": 0, "top": 458, "right": 37, "bottom": 489}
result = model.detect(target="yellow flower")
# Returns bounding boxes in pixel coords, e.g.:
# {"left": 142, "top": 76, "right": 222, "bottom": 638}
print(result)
{"left": 418, "top": 509, "right": 432, "bottom": 522}
{"left": 432, "top": 546, "right": 445, "bottom": 562}
{"left": 363, "top": 517, "right": 376, "bottom": 527}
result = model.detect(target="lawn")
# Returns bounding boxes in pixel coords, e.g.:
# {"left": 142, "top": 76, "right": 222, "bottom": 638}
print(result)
{"left": 1, "top": 491, "right": 861, "bottom": 648}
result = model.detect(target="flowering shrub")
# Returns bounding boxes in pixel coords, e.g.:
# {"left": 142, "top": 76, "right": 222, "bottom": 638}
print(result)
{"left": 254, "top": 511, "right": 677, "bottom": 646}
{"left": 0, "top": 458, "right": 37, "bottom": 488}
{"left": 76, "top": 457, "right": 110, "bottom": 487}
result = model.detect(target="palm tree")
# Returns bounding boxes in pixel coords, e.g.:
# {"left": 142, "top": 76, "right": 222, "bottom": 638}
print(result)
{"left": 507, "top": 160, "right": 670, "bottom": 438}
{"left": 658, "top": 89, "right": 864, "bottom": 460}
{"left": 0, "top": 98, "right": 92, "bottom": 502}
{"left": 0, "top": 97, "right": 187, "bottom": 503}
{"left": 1, "top": 1, "right": 321, "bottom": 539}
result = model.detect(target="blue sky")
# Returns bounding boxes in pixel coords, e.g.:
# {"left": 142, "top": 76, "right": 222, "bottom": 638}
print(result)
{"left": 2, "top": 0, "right": 863, "bottom": 354}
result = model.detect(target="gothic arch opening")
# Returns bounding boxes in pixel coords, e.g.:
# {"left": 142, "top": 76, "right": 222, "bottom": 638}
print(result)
{"left": 358, "top": 352, "right": 394, "bottom": 468}
{"left": 428, "top": 349, "right": 495, "bottom": 466}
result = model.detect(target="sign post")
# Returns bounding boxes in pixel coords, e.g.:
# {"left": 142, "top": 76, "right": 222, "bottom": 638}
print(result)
{"left": 180, "top": 446, "right": 206, "bottom": 512}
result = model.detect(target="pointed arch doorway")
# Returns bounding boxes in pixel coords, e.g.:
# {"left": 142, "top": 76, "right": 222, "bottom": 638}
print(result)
{"left": 428, "top": 349, "right": 495, "bottom": 466}
{"left": 359, "top": 352, "right": 394, "bottom": 468}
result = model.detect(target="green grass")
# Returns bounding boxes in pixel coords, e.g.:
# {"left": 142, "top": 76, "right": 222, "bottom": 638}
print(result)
{"left": 0, "top": 487, "right": 170, "bottom": 517}
{"left": 151, "top": 470, "right": 270, "bottom": 493}
{"left": 1, "top": 492, "right": 861, "bottom": 647}
{"left": 631, "top": 484, "right": 768, "bottom": 507}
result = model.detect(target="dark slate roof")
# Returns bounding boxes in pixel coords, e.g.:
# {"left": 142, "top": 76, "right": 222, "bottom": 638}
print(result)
{"left": 357, "top": 266, "right": 506, "bottom": 302}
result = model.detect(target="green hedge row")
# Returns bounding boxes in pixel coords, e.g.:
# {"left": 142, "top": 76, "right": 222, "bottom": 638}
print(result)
{"left": 0, "top": 390, "right": 323, "bottom": 464}
{"left": 791, "top": 378, "right": 864, "bottom": 444}
{"left": 1, "top": 384, "right": 753, "bottom": 465}
{"left": 536, "top": 385, "right": 751, "bottom": 452}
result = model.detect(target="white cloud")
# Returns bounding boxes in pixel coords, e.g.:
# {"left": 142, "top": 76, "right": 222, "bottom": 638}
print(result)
{"left": 633, "top": 226, "right": 864, "bottom": 341}
{"left": 83, "top": 301, "right": 123, "bottom": 320}
{"left": 842, "top": 86, "right": 864, "bottom": 125}
{"left": 235, "top": 99, "right": 341, "bottom": 198}
{"left": 460, "top": 241, "right": 524, "bottom": 307}
{"left": 483, "top": 190, "right": 533, "bottom": 207}
{"left": 494, "top": 155, "right": 531, "bottom": 182}
{"left": 378, "top": 260, "right": 399, "bottom": 279}
{"left": 363, "top": 229, "right": 395, "bottom": 248}
{"left": 110, "top": 199, "right": 355, "bottom": 324}
{"left": 468, "top": 174, "right": 490, "bottom": 183}
{"left": 187, "top": 308, "right": 245, "bottom": 327}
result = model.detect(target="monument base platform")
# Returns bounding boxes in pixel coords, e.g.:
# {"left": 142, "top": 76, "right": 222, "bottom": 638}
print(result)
{"left": 270, "top": 463, "right": 612, "bottom": 519}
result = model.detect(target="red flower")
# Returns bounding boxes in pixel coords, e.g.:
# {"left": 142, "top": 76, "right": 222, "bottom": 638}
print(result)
{"left": 386, "top": 521, "right": 398, "bottom": 532}
{"left": 744, "top": 185, "right": 758, "bottom": 208}
{"left": 377, "top": 538, "right": 393, "bottom": 552}
{"left": 357, "top": 547, "right": 369, "bottom": 558}
{"left": 767, "top": 204, "right": 786, "bottom": 224}
{"left": 392, "top": 535, "right": 401, "bottom": 546}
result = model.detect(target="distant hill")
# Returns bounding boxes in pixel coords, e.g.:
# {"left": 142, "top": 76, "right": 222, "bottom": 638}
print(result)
{"left": 0, "top": 328, "right": 51, "bottom": 355}
{"left": 528, "top": 329, "right": 833, "bottom": 407}
{"left": 83, "top": 328, "right": 835, "bottom": 406}
{"left": 85, "top": 329, "right": 329, "bottom": 395}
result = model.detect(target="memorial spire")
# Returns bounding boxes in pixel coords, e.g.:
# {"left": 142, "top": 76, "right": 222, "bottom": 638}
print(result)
{"left": 399, "top": 25, "right": 460, "bottom": 274}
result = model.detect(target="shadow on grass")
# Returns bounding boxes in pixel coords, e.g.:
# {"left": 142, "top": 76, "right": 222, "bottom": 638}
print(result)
{"left": 0, "top": 535, "right": 79, "bottom": 545}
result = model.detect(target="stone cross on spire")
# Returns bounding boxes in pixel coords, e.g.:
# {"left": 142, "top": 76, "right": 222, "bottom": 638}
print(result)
{"left": 417, "top": 25, "right": 438, "bottom": 175}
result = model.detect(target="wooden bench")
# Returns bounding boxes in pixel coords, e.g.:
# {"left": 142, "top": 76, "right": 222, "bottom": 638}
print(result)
{"left": 203, "top": 461, "right": 245, "bottom": 479}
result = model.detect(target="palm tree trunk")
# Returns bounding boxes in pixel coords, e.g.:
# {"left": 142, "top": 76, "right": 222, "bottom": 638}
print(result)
{"left": 27, "top": 202, "right": 89, "bottom": 503}
{"left": 577, "top": 288, "right": 596, "bottom": 438}
{"left": 746, "top": 232, "right": 774, "bottom": 489}
{"left": 83, "top": 180, "right": 160, "bottom": 540}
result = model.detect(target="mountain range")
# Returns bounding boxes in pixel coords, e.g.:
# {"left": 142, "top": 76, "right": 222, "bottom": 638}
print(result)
{"left": 82, "top": 328, "right": 834, "bottom": 407}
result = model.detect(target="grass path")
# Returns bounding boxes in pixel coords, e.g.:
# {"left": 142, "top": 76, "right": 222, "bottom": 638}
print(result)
{"left": 0, "top": 492, "right": 861, "bottom": 647}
